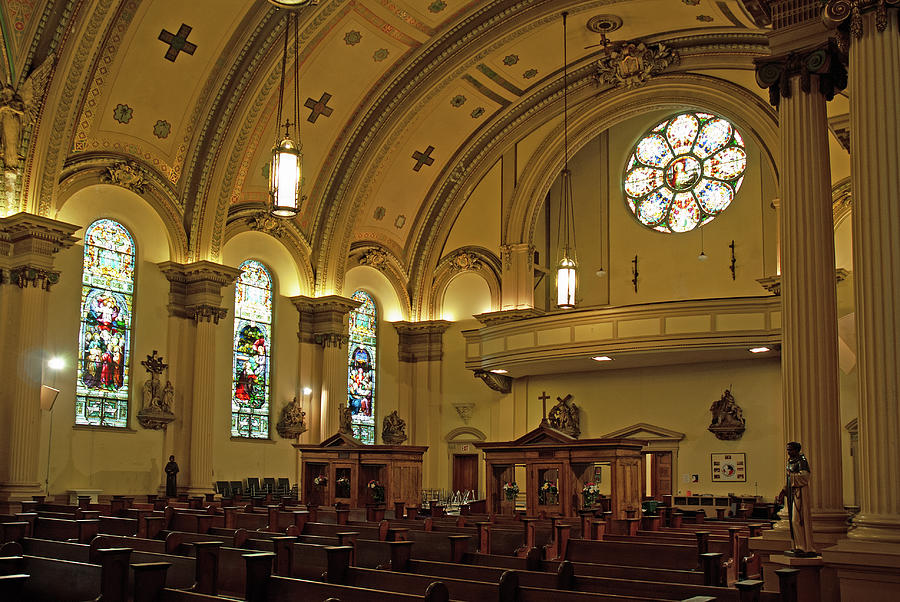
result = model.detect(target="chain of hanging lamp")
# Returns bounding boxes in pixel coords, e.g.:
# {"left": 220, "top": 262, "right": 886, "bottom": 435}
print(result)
{"left": 556, "top": 12, "right": 578, "bottom": 308}
{"left": 269, "top": 8, "right": 303, "bottom": 218}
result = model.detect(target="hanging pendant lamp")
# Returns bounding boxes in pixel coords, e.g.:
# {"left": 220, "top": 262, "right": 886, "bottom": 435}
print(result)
{"left": 268, "top": 6, "right": 309, "bottom": 218}
{"left": 556, "top": 12, "right": 578, "bottom": 309}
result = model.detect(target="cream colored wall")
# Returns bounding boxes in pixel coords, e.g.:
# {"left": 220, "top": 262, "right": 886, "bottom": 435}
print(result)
{"left": 43, "top": 186, "right": 173, "bottom": 496}
{"left": 443, "top": 160, "right": 502, "bottom": 257}
{"left": 522, "top": 358, "right": 784, "bottom": 497}
{"left": 536, "top": 110, "right": 778, "bottom": 310}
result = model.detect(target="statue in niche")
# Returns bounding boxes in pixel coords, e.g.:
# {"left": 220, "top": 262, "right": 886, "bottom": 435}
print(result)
{"left": 137, "top": 350, "right": 176, "bottom": 430}
{"left": 548, "top": 394, "right": 580, "bottom": 438}
{"left": 276, "top": 396, "right": 308, "bottom": 439}
{"left": 381, "top": 410, "right": 408, "bottom": 445}
{"left": 708, "top": 389, "right": 746, "bottom": 440}
{"left": 338, "top": 403, "right": 353, "bottom": 436}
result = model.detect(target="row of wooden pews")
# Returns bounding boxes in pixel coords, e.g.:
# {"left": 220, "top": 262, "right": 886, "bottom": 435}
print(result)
{"left": 1, "top": 494, "right": 798, "bottom": 601}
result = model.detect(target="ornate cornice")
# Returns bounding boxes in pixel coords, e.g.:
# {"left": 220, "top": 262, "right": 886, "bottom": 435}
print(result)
{"left": 4, "top": 266, "right": 61, "bottom": 290}
{"left": 474, "top": 308, "right": 545, "bottom": 327}
{"left": 157, "top": 260, "right": 241, "bottom": 320}
{"left": 291, "top": 294, "right": 360, "bottom": 345}
{"left": 393, "top": 320, "right": 452, "bottom": 362}
{"left": 0, "top": 212, "right": 79, "bottom": 270}
{"left": 754, "top": 40, "right": 847, "bottom": 106}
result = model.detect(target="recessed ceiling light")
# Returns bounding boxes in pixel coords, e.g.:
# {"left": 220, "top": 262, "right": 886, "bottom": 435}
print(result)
{"left": 591, "top": 356, "right": 613, "bottom": 362}
{"left": 749, "top": 347, "right": 771, "bottom": 354}
{"left": 489, "top": 369, "right": 508, "bottom": 374}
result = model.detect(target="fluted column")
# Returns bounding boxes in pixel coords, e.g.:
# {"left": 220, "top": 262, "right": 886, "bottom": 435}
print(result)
{"left": 159, "top": 261, "right": 239, "bottom": 494}
{"left": 756, "top": 42, "right": 848, "bottom": 540}
{"left": 0, "top": 214, "right": 78, "bottom": 502}
{"left": 292, "top": 295, "right": 360, "bottom": 442}
{"left": 394, "top": 321, "right": 450, "bottom": 488}
{"left": 844, "top": 6, "right": 900, "bottom": 543}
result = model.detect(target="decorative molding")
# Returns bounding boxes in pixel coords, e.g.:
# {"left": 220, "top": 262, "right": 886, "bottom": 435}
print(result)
{"left": 291, "top": 294, "right": 360, "bottom": 345}
{"left": 7, "top": 265, "right": 60, "bottom": 290}
{"left": 828, "top": 113, "right": 850, "bottom": 152}
{"left": 358, "top": 247, "right": 389, "bottom": 271}
{"left": 823, "top": 0, "right": 900, "bottom": 41}
{"left": 474, "top": 369, "right": 512, "bottom": 394}
{"left": 759, "top": 268, "right": 849, "bottom": 296}
{"left": 594, "top": 41, "right": 680, "bottom": 89}
{"left": 246, "top": 211, "right": 288, "bottom": 239}
{"left": 157, "top": 261, "right": 241, "bottom": 320}
{"left": 445, "top": 425, "right": 486, "bottom": 442}
{"left": 101, "top": 160, "right": 148, "bottom": 194}
{"left": 453, "top": 402, "right": 475, "bottom": 424}
{"left": 833, "top": 177, "right": 852, "bottom": 225}
{"left": 448, "top": 250, "right": 483, "bottom": 272}
{"left": 393, "top": 320, "right": 451, "bottom": 362}
{"left": 754, "top": 41, "right": 847, "bottom": 107}
{"left": 474, "top": 307, "right": 544, "bottom": 327}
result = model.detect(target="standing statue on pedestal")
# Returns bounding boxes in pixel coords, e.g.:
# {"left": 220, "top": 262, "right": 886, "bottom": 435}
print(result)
{"left": 164, "top": 455, "right": 179, "bottom": 498}
{"left": 775, "top": 441, "right": 817, "bottom": 557}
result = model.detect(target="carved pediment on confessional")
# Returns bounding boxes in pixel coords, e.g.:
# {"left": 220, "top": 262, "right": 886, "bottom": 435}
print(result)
{"left": 602, "top": 423, "right": 685, "bottom": 443}
{"left": 513, "top": 422, "right": 577, "bottom": 446}
{"left": 319, "top": 432, "right": 364, "bottom": 448}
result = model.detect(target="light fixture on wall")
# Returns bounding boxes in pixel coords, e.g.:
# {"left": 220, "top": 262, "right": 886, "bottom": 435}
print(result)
{"left": 268, "top": 2, "right": 315, "bottom": 218}
{"left": 556, "top": 12, "right": 578, "bottom": 309}
{"left": 698, "top": 227, "right": 707, "bottom": 261}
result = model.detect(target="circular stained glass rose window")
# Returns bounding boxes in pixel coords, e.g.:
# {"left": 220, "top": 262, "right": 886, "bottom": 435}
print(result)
{"left": 623, "top": 112, "right": 747, "bottom": 233}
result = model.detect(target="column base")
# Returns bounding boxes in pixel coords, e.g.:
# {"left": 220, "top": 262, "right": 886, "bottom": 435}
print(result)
{"left": 848, "top": 513, "right": 900, "bottom": 543}
{"left": 822, "top": 538, "right": 900, "bottom": 602}
{"left": 0, "top": 481, "right": 43, "bottom": 503}
{"left": 811, "top": 509, "right": 851, "bottom": 544}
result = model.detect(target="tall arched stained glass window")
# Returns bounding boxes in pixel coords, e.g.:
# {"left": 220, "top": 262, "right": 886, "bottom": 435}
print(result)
{"left": 75, "top": 219, "right": 136, "bottom": 427}
{"left": 623, "top": 112, "right": 747, "bottom": 233}
{"left": 232, "top": 260, "right": 273, "bottom": 439}
{"left": 347, "top": 290, "right": 376, "bottom": 444}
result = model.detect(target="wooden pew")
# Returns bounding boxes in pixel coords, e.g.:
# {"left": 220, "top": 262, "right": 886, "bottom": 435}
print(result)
{"left": 33, "top": 516, "right": 99, "bottom": 543}
{"left": 0, "top": 547, "right": 131, "bottom": 601}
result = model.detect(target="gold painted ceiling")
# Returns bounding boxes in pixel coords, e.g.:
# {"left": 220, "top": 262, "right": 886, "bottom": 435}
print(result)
{"left": 2, "top": 0, "right": 770, "bottom": 292}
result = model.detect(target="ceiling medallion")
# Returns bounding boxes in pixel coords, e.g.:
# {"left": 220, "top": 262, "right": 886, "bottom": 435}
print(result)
{"left": 586, "top": 14, "right": 623, "bottom": 34}
{"left": 267, "top": 0, "right": 317, "bottom": 8}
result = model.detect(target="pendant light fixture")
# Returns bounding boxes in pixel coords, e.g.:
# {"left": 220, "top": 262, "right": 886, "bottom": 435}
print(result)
{"left": 268, "top": 3, "right": 311, "bottom": 218}
{"left": 556, "top": 12, "right": 578, "bottom": 309}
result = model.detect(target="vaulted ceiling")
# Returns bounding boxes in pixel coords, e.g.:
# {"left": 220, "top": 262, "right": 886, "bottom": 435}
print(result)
{"left": 5, "top": 0, "right": 769, "bottom": 293}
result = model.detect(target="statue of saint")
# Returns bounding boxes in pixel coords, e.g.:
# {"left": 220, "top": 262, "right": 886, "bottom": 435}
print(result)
{"left": 164, "top": 455, "right": 179, "bottom": 498}
{"left": 775, "top": 442, "right": 817, "bottom": 557}
{"left": 338, "top": 403, "right": 353, "bottom": 436}
{"left": 381, "top": 410, "right": 407, "bottom": 445}
{"left": 0, "top": 84, "right": 25, "bottom": 170}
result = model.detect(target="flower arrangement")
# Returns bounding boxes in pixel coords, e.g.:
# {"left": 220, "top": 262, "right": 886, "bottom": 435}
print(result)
{"left": 541, "top": 481, "right": 558, "bottom": 495}
{"left": 502, "top": 481, "right": 519, "bottom": 501}
{"left": 368, "top": 479, "right": 385, "bottom": 503}
{"left": 539, "top": 481, "right": 559, "bottom": 505}
{"left": 582, "top": 482, "right": 600, "bottom": 506}
{"left": 313, "top": 474, "right": 328, "bottom": 487}
{"left": 336, "top": 476, "right": 350, "bottom": 486}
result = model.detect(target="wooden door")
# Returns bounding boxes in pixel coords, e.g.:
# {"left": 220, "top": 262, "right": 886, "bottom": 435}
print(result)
{"left": 652, "top": 452, "right": 673, "bottom": 500}
{"left": 452, "top": 455, "right": 478, "bottom": 496}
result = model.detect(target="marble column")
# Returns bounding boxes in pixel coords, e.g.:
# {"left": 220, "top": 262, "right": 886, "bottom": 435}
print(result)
{"left": 292, "top": 295, "right": 359, "bottom": 442}
{"left": 394, "top": 320, "right": 450, "bottom": 488}
{"left": 756, "top": 42, "right": 848, "bottom": 540}
{"left": 0, "top": 214, "right": 78, "bottom": 502}
{"left": 158, "top": 261, "right": 239, "bottom": 494}
{"left": 844, "top": 4, "right": 900, "bottom": 544}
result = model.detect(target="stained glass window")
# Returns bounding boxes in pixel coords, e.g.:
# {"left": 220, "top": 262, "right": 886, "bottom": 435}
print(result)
{"left": 231, "top": 260, "right": 273, "bottom": 439}
{"left": 75, "top": 219, "right": 136, "bottom": 428}
{"left": 623, "top": 112, "right": 747, "bottom": 233}
{"left": 347, "top": 290, "right": 376, "bottom": 444}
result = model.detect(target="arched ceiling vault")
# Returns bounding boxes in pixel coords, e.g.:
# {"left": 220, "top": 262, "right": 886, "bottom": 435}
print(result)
{"left": 12, "top": 0, "right": 772, "bottom": 282}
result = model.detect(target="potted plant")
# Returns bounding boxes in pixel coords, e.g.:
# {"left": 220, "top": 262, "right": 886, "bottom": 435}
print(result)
{"left": 582, "top": 482, "right": 599, "bottom": 508}
{"left": 368, "top": 479, "right": 385, "bottom": 504}
{"left": 539, "top": 481, "right": 559, "bottom": 506}
{"left": 502, "top": 481, "right": 519, "bottom": 501}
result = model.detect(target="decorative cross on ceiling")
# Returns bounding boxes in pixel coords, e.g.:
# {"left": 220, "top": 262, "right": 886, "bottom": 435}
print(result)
{"left": 158, "top": 24, "right": 197, "bottom": 62}
{"left": 412, "top": 145, "right": 435, "bottom": 171}
{"left": 304, "top": 92, "right": 334, "bottom": 123}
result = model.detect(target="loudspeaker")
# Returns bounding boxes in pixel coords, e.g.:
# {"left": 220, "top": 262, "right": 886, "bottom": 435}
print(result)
{"left": 41, "top": 386, "right": 60, "bottom": 411}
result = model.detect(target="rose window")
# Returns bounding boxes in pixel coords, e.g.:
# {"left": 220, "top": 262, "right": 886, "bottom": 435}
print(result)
{"left": 623, "top": 112, "right": 747, "bottom": 233}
